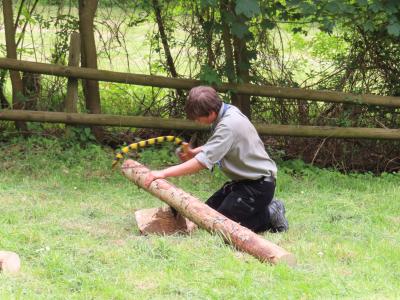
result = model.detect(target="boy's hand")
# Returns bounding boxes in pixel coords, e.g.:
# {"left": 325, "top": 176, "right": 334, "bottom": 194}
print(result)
{"left": 177, "top": 142, "right": 196, "bottom": 162}
{"left": 144, "top": 170, "right": 166, "bottom": 188}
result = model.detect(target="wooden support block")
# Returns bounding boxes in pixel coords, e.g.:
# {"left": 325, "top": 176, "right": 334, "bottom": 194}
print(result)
{"left": 135, "top": 206, "right": 197, "bottom": 235}
{"left": 0, "top": 251, "right": 21, "bottom": 274}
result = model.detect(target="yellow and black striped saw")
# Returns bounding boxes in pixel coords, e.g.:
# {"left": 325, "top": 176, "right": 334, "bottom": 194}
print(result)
{"left": 112, "top": 135, "right": 188, "bottom": 169}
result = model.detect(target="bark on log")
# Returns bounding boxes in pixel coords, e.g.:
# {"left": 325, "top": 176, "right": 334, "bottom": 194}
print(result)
{"left": 122, "top": 159, "right": 296, "bottom": 266}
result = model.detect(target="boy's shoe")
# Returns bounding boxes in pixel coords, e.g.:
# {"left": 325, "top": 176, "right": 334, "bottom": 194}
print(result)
{"left": 268, "top": 199, "right": 289, "bottom": 232}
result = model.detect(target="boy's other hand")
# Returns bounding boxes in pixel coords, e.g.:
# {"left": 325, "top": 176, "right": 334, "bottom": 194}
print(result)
{"left": 144, "top": 170, "right": 166, "bottom": 188}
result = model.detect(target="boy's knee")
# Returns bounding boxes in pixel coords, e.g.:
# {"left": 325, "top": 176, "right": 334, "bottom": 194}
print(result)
{"left": 218, "top": 192, "right": 256, "bottom": 222}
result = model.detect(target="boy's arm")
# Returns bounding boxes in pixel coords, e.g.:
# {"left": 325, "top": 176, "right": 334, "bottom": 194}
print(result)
{"left": 144, "top": 158, "right": 205, "bottom": 187}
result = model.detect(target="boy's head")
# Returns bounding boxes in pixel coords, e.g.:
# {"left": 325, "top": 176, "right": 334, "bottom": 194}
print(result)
{"left": 185, "top": 86, "right": 222, "bottom": 121}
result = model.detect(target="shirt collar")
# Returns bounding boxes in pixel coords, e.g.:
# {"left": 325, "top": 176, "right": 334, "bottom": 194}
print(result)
{"left": 214, "top": 103, "right": 227, "bottom": 125}
{"left": 211, "top": 103, "right": 230, "bottom": 131}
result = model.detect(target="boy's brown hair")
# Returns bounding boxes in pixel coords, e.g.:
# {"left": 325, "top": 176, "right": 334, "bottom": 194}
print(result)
{"left": 185, "top": 86, "right": 222, "bottom": 120}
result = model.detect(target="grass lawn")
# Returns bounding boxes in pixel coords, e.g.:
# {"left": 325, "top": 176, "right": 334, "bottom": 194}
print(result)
{"left": 0, "top": 136, "right": 399, "bottom": 299}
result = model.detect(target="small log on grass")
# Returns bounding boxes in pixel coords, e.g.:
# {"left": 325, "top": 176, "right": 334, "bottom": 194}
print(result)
{"left": 122, "top": 159, "right": 296, "bottom": 266}
{"left": 0, "top": 251, "right": 21, "bottom": 274}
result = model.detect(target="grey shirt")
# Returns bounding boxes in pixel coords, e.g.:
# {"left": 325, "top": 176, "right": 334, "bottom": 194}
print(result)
{"left": 195, "top": 103, "right": 277, "bottom": 181}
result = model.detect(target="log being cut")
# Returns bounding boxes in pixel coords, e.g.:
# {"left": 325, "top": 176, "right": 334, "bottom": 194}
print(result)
{"left": 122, "top": 159, "right": 296, "bottom": 266}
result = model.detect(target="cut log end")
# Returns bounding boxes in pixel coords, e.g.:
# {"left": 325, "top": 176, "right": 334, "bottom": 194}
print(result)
{"left": 0, "top": 251, "right": 21, "bottom": 274}
{"left": 274, "top": 253, "right": 297, "bottom": 267}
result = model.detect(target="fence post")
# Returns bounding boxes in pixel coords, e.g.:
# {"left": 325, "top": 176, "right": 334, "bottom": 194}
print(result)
{"left": 65, "top": 32, "right": 81, "bottom": 113}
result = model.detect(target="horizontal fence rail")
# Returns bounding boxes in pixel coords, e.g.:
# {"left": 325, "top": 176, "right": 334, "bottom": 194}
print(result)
{"left": 1, "top": 58, "right": 400, "bottom": 107}
{"left": 1, "top": 110, "right": 400, "bottom": 140}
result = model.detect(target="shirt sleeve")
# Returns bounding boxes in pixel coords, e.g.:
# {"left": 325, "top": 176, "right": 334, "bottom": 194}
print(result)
{"left": 195, "top": 123, "right": 234, "bottom": 170}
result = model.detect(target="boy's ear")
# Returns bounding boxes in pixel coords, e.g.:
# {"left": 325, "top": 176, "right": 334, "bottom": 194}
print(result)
{"left": 209, "top": 111, "right": 218, "bottom": 121}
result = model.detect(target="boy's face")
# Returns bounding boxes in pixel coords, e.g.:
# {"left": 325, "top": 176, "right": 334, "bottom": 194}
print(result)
{"left": 195, "top": 111, "right": 217, "bottom": 125}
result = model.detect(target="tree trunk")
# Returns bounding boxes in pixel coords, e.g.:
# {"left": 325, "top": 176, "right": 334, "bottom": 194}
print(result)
{"left": 78, "top": 0, "right": 102, "bottom": 139}
{"left": 2, "top": 0, "right": 27, "bottom": 131}
{"left": 65, "top": 32, "right": 81, "bottom": 113}
{"left": 15, "top": 0, "right": 41, "bottom": 112}
{"left": 22, "top": 72, "right": 41, "bottom": 110}
{"left": 152, "top": 0, "right": 185, "bottom": 117}
{"left": 152, "top": 0, "right": 178, "bottom": 78}
{"left": 230, "top": 1, "right": 251, "bottom": 118}
{"left": 232, "top": 35, "right": 251, "bottom": 118}
{"left": 297, "top": 99, "right": 309, "bottom": 125}
{"left": 0, "top": 70, "right": 10, "bottom": 109}
{"left": 15, "top": 0, "right": 39, "bottom": 48}
{"left": 195, "top": 3, "right": 215, "bottom": 66}
{"left": 121, "top": 159, "right": 296, "bottom": 266}
{"left": 219, "top": 0, "right": 241, "bottom": 107}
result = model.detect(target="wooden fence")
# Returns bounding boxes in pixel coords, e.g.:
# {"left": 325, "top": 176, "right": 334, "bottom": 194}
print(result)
{"left": 1, "top": 110, "right": 400, "bottom": 139}
{"left": 0, "top": 57, "right": 400, "bottom": 140}
{"left": 1, "top": 57, "right": 400, "bottom": 107}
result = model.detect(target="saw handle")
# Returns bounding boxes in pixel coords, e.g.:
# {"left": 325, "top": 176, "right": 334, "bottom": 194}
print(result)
{"left": 181, "top": 142, "right": 189, "bottom": 154}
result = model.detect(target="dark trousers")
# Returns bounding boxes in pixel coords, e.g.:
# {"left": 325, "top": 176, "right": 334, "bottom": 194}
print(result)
{"left": 206, "top": 177, "right": 275, "bottom": 233}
